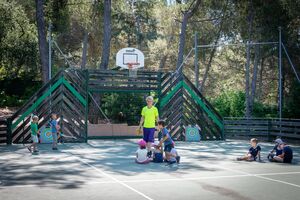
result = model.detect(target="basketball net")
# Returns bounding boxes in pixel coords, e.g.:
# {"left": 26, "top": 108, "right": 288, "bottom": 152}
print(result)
{"left": 127, "top": 63, "right": 138, "bottom": 78}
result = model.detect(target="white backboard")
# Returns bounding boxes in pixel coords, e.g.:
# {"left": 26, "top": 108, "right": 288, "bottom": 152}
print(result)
{"left": 116, "top": 48, "right": 144, "bottom": 69}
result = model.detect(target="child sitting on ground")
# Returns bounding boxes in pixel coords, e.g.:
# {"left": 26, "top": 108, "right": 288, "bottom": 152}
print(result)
{"left": 28, "top": 115, "right": 40, "bottom": 153}
{"left": 136, "top": 139, "right": 151, "bottom": 164}
{"left": 168, "top": 144, "right": 180, "bottom": 164}
{"left": 268, "top": 138, "right": 283, "bottom": 161}
{"left": 152, "top": 141, "right": 163, "bottom": 163}
{"left": 237, "top": 138, "right": 261, "bottom": 161}
{"left": 271, "top": 141, "right": 293, "bottom": 163}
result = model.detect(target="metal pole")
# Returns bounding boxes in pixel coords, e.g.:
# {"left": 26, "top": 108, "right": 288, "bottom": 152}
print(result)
{"left": 48, "top": 23, "right": 52, "bottom": 80}
{"left": 196, "top": 41, "right": 278, "bottom": 48}
{"left": 281, "top": 43, "right": 300, "bottom": 83}
{"left": 278, "top": 27, "right": 282, "bottom": 133}
{"left": 194, "top": 32, "right": 199, "bottom": 88}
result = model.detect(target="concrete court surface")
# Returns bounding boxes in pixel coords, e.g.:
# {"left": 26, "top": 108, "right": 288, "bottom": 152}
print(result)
{"left": 0, "top": 139, "right": 300, "bottom": 200}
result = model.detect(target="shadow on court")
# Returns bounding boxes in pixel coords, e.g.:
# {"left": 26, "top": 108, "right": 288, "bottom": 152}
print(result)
{"left": 0, "top": 139, "right": 300, "bottom": 200}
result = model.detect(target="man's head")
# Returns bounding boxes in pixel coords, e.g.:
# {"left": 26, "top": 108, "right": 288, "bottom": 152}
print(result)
{"left": 274, "top": 138, "right": 283, "bottom": 145}
{"left": 279, "top": 141, "right": 287, "bottom": 149}
{"left": 146, "top": 96, "right": 154, "bottom": 107}
{"left": 157, "top": 120, "right": 166, "bottom": 129}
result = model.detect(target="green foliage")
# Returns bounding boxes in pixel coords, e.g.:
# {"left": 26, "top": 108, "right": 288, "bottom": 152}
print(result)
{"left": 212, "top": 90, "right": 278, "bottom": 118}
{"left": 0, "top": 0, "right": 38, "bottom": 79}
{"left": 283, "top": 80, "right": 300, "bottom": 118}
{"left": 100, "top": 93, "right": 146, "bottom": 125}
{"left": 0, "top": 80, "right": 42, "bottom": 107}
{"left": 212, "top": 90, "right": 245, "bottom": 117}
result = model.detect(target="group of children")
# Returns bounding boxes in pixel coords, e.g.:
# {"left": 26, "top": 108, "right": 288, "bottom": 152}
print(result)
{"left": 27, "top": 113, "right": 60, "bottom": 154}
{"left": 237, "top": 138, "right": 293, "bottom": 163}
{"left": 135, "top": 120, "right": 180, "bottom": 165}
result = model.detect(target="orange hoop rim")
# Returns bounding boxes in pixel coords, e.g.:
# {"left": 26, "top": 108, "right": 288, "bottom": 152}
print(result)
{"left": 127, "top": 62, "right": 140, "bottom": 69}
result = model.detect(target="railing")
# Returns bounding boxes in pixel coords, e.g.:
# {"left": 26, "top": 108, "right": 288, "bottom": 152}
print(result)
{"left": 0, "top": 120, "right": 8, "bottom": 144}
{"left": 224, "top": 117, "right": 300, "bottom": 140}
{"left": 9, "top": 69, "right": 88, "bottom": 144}
{"left": 88, "top": 70, "right": 163, "bottom": 92}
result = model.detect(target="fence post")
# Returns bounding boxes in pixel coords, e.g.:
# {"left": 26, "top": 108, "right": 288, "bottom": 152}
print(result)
{"left": 85, "top": 69, "right": 89, "bottom": 143}
{"left": 6, "top": 118, "right": 12, "bottom": 145}
{"left": 221, "top": 118, "right": 225, "bottom": 140}
{"left": 267, "top": 119, "right": 271, "bottom": 142}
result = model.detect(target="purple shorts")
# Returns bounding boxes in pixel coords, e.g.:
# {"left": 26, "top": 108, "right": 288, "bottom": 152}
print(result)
{"left": 143, "top": 128, "right": 155, "bottom": 143}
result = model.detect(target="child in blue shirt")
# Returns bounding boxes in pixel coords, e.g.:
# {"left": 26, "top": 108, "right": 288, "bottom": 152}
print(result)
{"left": 152, "top": 141, "right": 163, "bottom": 163}
{"left": 237, "top": 138, "right": 261, "bottom": 161}
{"left": 157, "top": 120, "right": 173, "bottom": 160}
{"left": 272, "top": 141, "right": 293, "bottom": 163}
{"left": 268, "top": 138, "right": 283, "bottom": 161}
{"left": 50, "top": 113, "right": 60, "bottom": 150}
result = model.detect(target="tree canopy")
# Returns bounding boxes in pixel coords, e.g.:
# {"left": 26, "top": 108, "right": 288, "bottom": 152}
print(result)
{"left": 0, "top": 0, "right": 299, "bottom": 118}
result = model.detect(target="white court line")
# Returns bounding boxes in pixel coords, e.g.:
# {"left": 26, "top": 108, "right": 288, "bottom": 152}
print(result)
{"left": 66, "top": 153, "right": 154, "bottom": 200}
{"left": 208, "top": 164, "right": 300, "bottom": 189}
{"left": 2, "top": 170, "right": 300, "bottom": 189}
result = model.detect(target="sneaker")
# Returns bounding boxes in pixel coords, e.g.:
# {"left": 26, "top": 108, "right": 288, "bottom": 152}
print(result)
{"left": 147, "top": 151, "right": 152, "bottom": 158}
{"left": 237, "top": 157, "right": 243, "bottom": 161}
{"left": 52, "top": 147, "right": 58, "bottom": 150}
{"left": 169, "top": 160, "right": 177, "bottom": 165}
{"left": 176, "top": 156, "right": 181, "bottom": 164}
{"left": 27, "top": 147, "right": 32, "bottom": 152}
{"left": 33, "top": 150, "right": 39, "bottom": 153}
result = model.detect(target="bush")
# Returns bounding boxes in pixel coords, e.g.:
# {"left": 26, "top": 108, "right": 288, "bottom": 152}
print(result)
{"left": 100, "top": 93, "right": 146, "bottom": 125}
{"left": 211, "top": 90, "right": 278, "bottom": 118}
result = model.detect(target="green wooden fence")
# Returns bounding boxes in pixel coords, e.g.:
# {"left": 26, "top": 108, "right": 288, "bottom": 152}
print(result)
{"left": 224, "top": 118, "right": 300, "bottom": 140}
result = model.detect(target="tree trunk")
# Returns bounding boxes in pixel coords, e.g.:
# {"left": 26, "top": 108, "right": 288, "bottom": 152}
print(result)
{"left": 35, "top": 0, "right": 49, "bottom": 84}
{"left": 159, "top": 35, "right": 174, "bottom": 69}
{"left": 249, "top": 44, "right": 260, "bottom": 115}
{"left": 245, "top": 0, "right": 254, "bottom": 118}
{"left": 81, "top": 29, "right": 88, "bottom": 69}
{"left": 99, "top": 0, "right": 111, "bottom": 70}
{"left": 257, "top": 57, "right": 264, "bottom": 101}
{"left": 176, "top": 14, "right": 189, "bottom": 74}
{"left": 176, "top": 0, "right": 202, "bottom": 74}
{"left": 200, "top": 2, "right": 227, "bottom": 92}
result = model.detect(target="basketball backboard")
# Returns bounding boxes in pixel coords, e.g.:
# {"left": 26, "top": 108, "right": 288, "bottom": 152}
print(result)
{"left": 116, "top": 48, "right": 144, "bottom": 69}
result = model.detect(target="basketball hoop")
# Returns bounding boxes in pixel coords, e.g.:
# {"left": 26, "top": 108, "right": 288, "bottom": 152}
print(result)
{"left": 127, "top": 63, "right": 139, "bottom": 78}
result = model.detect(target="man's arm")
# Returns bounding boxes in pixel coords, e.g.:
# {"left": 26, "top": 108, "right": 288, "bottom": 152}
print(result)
{"left": 139, "top": 116, "right": 144, "bottom": 129}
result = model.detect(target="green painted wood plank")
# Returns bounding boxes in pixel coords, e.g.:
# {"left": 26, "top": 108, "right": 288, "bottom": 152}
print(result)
{"left": 160, "top": 81, "right": 183, "bottom": 108}
{"left": 182, "top": 81, "right": 223, "bottom": 130}
{"left": 62, "top": 77, "right": 87, "bottom": 106}
{"left": 12, "top": 78, "right": 63, "bottom": 129}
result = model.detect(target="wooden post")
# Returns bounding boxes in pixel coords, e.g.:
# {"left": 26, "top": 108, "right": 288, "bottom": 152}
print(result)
{"left": 157, "top": 71, "right": 162, "bottom": 112}
{"left": 6, "top": 118, "right": 12, "bottom": 145}
{"left": 85, "top": 69, "right": 89, "bottom": 142}
{"left": 267, "top": 119, "right": 271, "bottom": 142}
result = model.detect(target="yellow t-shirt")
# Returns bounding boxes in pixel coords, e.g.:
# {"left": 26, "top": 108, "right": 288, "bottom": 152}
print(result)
{"left": 141, "top": 106, "right": 159, "bottom": 128}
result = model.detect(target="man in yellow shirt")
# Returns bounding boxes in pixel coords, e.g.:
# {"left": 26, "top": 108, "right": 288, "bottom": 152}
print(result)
{"left": 139, "top": 96, "right": 159, "bottom": 157}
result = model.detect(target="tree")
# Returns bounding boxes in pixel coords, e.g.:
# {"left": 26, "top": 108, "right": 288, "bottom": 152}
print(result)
{"left": 100, "top": 0, "right": 111, "bottom": 69}
{"left": 176, "top": 0, "right": 201, "bottom": 73}
{"left": 35, "top": 0, "right": 49, "bottom": 84}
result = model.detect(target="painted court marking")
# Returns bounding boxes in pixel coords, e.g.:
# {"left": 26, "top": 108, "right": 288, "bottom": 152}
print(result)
{"left": 62, "top": 149, "right": 154, "bottom": 200}
{"left": 1, "top": 171, "right": 300, "bottom": 189}
{"left": 209, "top": 164, "right": 300, "bottom": 189}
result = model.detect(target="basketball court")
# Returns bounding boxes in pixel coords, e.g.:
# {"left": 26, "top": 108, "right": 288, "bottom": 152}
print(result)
{"left": 0, "top": 139, "right": 299, "bottom": 200}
